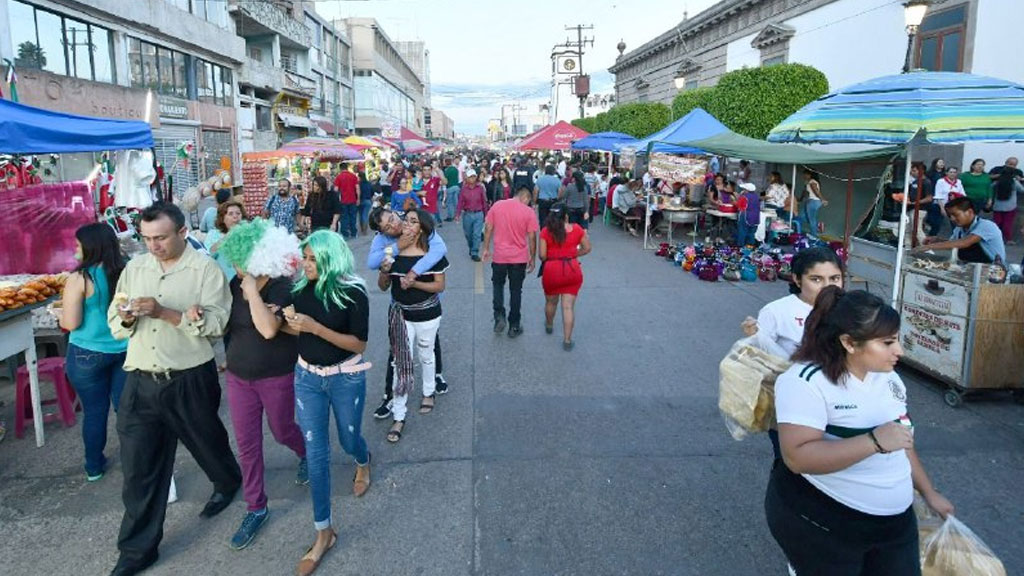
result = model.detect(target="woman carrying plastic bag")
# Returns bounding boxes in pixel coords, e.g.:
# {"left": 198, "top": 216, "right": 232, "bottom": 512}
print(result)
{"left": 766, "top": 287, "right": 954, "bottom": 575}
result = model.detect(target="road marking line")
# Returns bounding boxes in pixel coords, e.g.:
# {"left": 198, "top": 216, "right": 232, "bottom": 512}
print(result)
{"left": 474, "top": 261, "right": 484, "bottom": 294}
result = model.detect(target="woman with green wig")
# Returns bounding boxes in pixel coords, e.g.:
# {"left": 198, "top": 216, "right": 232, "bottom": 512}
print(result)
{"left": 282, "top": 229, "right": 372, "bottom": 576}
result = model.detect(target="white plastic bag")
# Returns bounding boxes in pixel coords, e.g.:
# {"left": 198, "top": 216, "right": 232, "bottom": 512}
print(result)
{"left": 718, "top": 336, "right": 791, "bottom": 440}
{"left": 921, "top": 515, "right": 1006, "bottom": 576}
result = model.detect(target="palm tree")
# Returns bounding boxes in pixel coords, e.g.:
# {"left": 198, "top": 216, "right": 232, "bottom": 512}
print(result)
{"left": 16, "top": 41, "right": 46, "bottom": 69}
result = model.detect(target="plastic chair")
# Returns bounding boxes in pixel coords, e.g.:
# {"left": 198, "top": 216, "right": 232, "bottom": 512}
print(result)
{"left": 14, "top": 357, "right": 80, "bottom": 439}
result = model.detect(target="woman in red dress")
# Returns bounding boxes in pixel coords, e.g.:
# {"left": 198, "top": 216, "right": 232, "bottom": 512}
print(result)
{"left": 540, "top": 203, "right": 592, "bottom": 350}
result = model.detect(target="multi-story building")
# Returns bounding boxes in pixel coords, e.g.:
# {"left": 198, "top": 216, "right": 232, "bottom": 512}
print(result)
{"left": 0, "top": 0, "right": 245, "bottom": 197}
{"left": 303, "top": 3, "right": 354, "bottom": 139}
{"left": 583, "top": 92, "right": 615, "bottom": 118}
{"left": 339, "top": 17, "right": 425, "bottom": 137}
{"left": 429, "top": 109, "right": 455, "bottom": 142}
{"left": 229, "top": 0, "right": 314, "bottom": 151}
{"left": 396, "top": 40, "right": 430, "bottom": 136}
{"left": 608, "top": 0, "right": 1021, "bottom": 165}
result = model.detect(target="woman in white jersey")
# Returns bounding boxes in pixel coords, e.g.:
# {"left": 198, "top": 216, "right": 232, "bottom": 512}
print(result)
{"left": 742, "top": 247, "right": 844, "bottom": 460}
{"left": 766, "top": 287, "right": 954, "bottom": 575}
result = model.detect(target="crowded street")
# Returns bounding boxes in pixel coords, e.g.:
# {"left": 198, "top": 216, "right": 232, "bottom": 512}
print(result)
{"left": 1, "top": 222, "right": 1022, "bottom": 575}
{"left": 2, "top": 0, "right": 1024, "bottom": 575}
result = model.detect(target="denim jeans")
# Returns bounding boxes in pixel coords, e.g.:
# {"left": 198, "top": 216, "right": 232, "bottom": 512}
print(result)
{"left": 340, "top": 203, "right": 358, "bottom": 238}
{"left": 358, "top": 200, "right": 373, "bottom": 231}
{"left": 492, "top": 263, "right": 527, "bottom": 325}
{"left": 803, "top": 198, "right": 823, "bottom": 237}
{"left": 65, "top": 343, "right": 127, "bottom": 475}
{"left": 774, "top": 207, "right": 801, "bottom": 233}
{"left": 445, "top": 185, "right": 461, "bottom": 220}
{"left": 294, "top": 363, "right": 370, "bottom": 530}
{"left": 736, "top": 216, "right": 757, "bottom": 246}
{"left": 462, "top": 211, "right": 484, "bottom": 257}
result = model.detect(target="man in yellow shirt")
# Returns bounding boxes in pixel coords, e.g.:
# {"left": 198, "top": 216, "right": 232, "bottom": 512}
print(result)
{"left": 106, "top": 203, "right": 241, "bottom": 576}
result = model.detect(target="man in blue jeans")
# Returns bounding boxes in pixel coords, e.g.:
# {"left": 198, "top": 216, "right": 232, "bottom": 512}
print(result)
{"left": 334, "top": 164, "right": 360, "bottom": 238}
{"left": 455, "top": 169, "right": 488, "bottom": 261}
{"left": 443, "top": 157, "right": 461, "bottom": 222}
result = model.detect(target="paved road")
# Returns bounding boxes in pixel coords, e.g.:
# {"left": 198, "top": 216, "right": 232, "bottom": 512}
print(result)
{"left": 1, "top": 221, "right": 1022, "bottom": 575}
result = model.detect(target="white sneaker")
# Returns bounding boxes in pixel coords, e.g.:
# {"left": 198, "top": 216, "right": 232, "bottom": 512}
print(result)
{"left": 167, "top": 474, "right": 178, "bottom": 504}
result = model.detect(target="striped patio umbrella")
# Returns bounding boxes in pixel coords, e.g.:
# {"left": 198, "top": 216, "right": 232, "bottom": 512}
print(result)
{"left": 768, "top": 71, "right": 1024, "bottom": 145}
{"left": 769, "top": 71, "right": 1024, "bottom": 308}
{"left": 343, "top": 135, "right": 380, "bottom": 150}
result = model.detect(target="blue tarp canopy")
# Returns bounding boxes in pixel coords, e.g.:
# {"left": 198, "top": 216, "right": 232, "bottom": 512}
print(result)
{"left": 619, "top": 108, "right": 727, "bottom": 155}
{"left": 0, "top": 98, "right": 154, "bottom": 154}
{"left": 571, "top": 131, "right": 638, "bottom": 152}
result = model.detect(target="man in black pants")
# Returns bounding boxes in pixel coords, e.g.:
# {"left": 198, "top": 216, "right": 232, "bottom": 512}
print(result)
{"left": 482, "top": 186, "right": 539, "bottom": 337}
{"left": 107, "top": 203, "right": 241, "bottom": 576}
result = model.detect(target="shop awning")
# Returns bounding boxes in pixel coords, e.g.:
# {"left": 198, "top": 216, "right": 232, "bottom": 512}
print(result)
{"left": 0, "top": 98, "right": 153, "bottom": 154}
{"left": 619, "top": 108, "right": 725, "bottom": 155}
{"left": 278, "top": 112, "right": 315, "bottom": 130}
{"left": 672, "top": 130, "right": 900, "bottom": 164}
{"left": 314, "top": 119, "right": 340, "bottom": 135}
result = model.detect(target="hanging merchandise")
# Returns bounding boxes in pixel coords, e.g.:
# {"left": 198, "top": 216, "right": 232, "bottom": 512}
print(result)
{"left": 113, "top": 149, "right": 157, "bottom": 208}
{"left": 176, "top": 140, "right": 194, "bottom": 170}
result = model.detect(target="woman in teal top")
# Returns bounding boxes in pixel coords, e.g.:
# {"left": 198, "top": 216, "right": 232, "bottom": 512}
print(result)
{"left": 60, "top": 223, "right": 128, "bottom": 481}
{"left": 205, "top": 199, "right": 245, "bottom": 281}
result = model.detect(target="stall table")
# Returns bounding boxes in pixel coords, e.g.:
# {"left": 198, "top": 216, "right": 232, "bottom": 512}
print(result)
{"left": 0, "top": 300, "right": 52, "bottom": 447}
{"left": 898, "top": 259, "right": 1024, "bottom": 406}
{"left": 704, "top": 209, "right": 774, "bottom": 243}
{"left": 659, "top": 208, "right": 700, "bottom": 243}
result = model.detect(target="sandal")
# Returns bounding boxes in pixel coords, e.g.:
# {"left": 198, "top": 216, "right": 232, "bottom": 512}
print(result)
{"left": 387, "top": 420, "right": 404, "bottom": 443}
{"left": 296, "top": 529, "right": 337, "bottom": 576}
{"left": 419, "top": 395, "right": 435, "bottom": 414}
{"left": 544, "top": 323, "right": 553, "bottom": 334}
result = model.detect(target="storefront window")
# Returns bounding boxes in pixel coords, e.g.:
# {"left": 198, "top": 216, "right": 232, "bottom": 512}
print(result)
{"left": 91, "top": 27, "right": 114, "bottom": 83}
{"left": 64, "top": 16, "right": 91, "bottom": 80}
{"left": 129, "top": 37, "right": 144, "bottom": 88}
{"left": 34, "top": 9, "right": 68, "bottom": 77}
{"left": 10, "top": 1, "right": 40, "bottom": 70}
{"left": 198, "top": 60, "right": 215, "bottom": 104}
{"left": 220, "top": 68, "right": 233, "bottom": 105}
{"left": 172, "top": 51, "right": 188, "bottom": 98}
{"left": 142, "top": 42, "right": 159, "bottom": 91}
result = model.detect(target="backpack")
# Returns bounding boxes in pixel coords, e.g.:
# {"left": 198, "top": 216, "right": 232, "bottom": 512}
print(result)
{"left": 995, "top": 179, "right": 1014, "bottom": 201}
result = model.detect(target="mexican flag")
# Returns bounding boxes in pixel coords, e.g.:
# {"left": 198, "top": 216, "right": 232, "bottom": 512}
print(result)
{"left": 2, "top": 59, "right": 18, "bottom": 103}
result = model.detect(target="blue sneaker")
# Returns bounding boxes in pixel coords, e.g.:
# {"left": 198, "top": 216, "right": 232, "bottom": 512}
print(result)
{"left": 296, "top": 458, "right": 309, "bottom": 485}
{"left": 229, "top": 509, "right": 268, "bottom": 551}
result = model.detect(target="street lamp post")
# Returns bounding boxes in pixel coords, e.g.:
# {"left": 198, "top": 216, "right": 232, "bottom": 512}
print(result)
{"left": 902, "top": 1, "right": 930, "bottom": 73}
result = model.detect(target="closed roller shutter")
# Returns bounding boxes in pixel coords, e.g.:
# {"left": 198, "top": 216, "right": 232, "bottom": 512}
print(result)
{"left": 153, "top": 123, "right": 199, "bottom": 203}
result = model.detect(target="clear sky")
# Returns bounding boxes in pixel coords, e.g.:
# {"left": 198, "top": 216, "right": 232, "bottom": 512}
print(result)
{"left": 317, "top": 0, "right": 719, "bottom": 135}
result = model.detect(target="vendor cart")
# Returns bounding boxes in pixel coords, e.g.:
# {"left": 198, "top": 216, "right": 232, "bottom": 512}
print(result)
{"left": 898, "top": 259, "right": 1024, "bottom": 407}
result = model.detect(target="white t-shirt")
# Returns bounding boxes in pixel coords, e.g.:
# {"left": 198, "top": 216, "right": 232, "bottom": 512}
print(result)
{"left": 933, "top": 177, "right": 963, "bottom": 202}
{"left": 756, "top": 294, "right": 812, "bottom": 359}
{"left": 775, "top": 363, "right": 913, "bottom": 516}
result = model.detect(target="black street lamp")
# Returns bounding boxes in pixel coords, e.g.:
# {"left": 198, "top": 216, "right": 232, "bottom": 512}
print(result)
{"left": 902, "top": 1, "right": 930, "bottom": 73}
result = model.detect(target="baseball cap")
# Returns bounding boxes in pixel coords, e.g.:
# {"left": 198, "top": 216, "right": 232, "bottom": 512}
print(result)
{"left": 739, "top": 182, "right": 757, "bottom": 192}
{"left": 465, "top": 168, "right": 478, "bottom": 178}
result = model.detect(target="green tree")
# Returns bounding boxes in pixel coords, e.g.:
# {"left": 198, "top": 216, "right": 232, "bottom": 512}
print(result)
{"left": 602, "top": 102, "right": 671, "bottom": 138}
{"left": 704, "top": 64, "right": 828, "bottom": 139}
{"left": 571, "top": 117, "right": 598, "bottom": 133}
{"left": 16, "top": 41, "right": 46, "bottom": 69}
{"left": 671, "top": 86, "right": 716, "bottom": 120}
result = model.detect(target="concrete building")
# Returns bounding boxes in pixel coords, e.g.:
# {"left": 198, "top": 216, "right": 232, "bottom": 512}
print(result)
{"left": 230, "top": 0, "right": 314, "bottom": 151}
{"left": 429, "top": 108, "right": 455, "bottom": 141}
{"left": 303, "top": 3, "right": 354, "bottom": 138}
{"left": 396, "top": 40, "right": 432, "bottom": 137}
{"left": 339, "top": 17, "right": 425, "bottom": 137}
{"left": 1, "top": 0, "right": 245, "bottom": 198}
{"left": 608, "top": 0, "right": 1022, "bottom": 165}
{"left": 583, "top": 92, "right": 615, "bottom": 118}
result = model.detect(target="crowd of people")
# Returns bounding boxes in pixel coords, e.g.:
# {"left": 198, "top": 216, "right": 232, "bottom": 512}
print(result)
{"left": 50, "top": 145, "right": 1024, "bottom": 576}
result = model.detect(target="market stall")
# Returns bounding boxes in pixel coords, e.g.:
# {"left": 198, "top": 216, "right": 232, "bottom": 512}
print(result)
{"left": 0, "top": 98, "right": 153, "bottom": 446}
{"left": 515, "top": 121, "right": 590, "bottom": 152}
{"left": 768, "top": 71, "right": 1024, "bottom": 402}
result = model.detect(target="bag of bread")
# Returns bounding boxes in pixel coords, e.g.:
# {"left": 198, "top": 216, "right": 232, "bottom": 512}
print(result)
{"left": 718, "top": 336, "right": 790, "bottom": 440}
{"left": 922, "top": 516, "right": 1006, "bottom": 576}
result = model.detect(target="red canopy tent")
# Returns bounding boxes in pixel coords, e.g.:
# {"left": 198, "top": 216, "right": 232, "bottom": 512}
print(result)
{"left": 515, "top": 121, "right": 590, "bottom": 151}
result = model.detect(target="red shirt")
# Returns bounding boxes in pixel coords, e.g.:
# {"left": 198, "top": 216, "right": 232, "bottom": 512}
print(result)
{"left": 456, "top": 183, "right": 489, "bottom": 217}
{"left": 486, "top": 198, "right": 540, "bottom": 264}
{"left": 334, "top": 171, "right": 359, "bottom": 205}
{"left": 423, "top": 177, "right": 442, "bottom": 212}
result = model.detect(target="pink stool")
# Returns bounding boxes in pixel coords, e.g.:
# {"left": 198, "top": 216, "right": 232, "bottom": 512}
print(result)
{"left": 14, "top": 357, "right": 80, "bottom": 439}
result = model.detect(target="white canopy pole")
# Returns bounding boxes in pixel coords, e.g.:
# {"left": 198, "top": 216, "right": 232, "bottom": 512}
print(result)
{"left": 790, "top": 164, "right": 797, "bottom": 229}
{"left": 644, "top": 190, "right": 652, "bottom": 249}
{"left": 890, "top": 150, "right": 913, "bottom": 308}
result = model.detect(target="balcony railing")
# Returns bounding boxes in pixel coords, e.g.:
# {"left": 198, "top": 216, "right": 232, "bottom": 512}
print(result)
{"left": 239, "top": 57, "right": 284, "bottom": 91}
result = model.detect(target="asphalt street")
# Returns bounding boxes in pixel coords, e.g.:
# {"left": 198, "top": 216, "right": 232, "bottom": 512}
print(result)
{"left": 0, "top": 220, "right": 1022, "bottom": 575}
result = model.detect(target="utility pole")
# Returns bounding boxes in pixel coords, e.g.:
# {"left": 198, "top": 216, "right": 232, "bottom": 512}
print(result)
{"left": 564, "top": 24, "right": 594, "bottom": 120}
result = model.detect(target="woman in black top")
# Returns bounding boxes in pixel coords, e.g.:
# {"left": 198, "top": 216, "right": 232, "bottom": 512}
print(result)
{"left": 301, "top": 176, "right": 341, "bottom": 233}
{"left": 283, "top": 229, "right": 371, "bottom": 576}
{"left": 217, "top": 219, "right": 306, "bottom": 551}
{"left": 378, "top": 209, "right": 448, "bottom": 443}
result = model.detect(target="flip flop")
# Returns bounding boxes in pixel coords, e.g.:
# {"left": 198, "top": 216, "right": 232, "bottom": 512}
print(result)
{"left": 419, "top": 395, "right": 435, "bottom": 414}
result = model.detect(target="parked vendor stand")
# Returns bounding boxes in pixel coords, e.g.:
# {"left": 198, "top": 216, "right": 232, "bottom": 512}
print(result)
{"left": 0, "top": 99, "right": 154, "bottom": 446}
{"left": 768, "top": 71, "right": 1024, "bottom": 403}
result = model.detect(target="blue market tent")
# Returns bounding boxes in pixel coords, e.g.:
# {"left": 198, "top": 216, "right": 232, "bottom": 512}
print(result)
{"left": 0, "top": 98, "right": 154, "bottom": 154}
{"left": 619, "top": 108, "right": 727, "bottom": 155}
{"left": 571, "top": 131, "right": 639, "bottom": 152}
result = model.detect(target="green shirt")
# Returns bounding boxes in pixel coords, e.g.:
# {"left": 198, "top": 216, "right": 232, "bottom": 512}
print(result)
{"left": 959, "top": 171, "right": 992, "bottom": 204}
{"left": 107, "top": 244, "right": 230, "bottom": 372}
{"left": 444, "top": 166, "right": 460, "bottom": 187}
